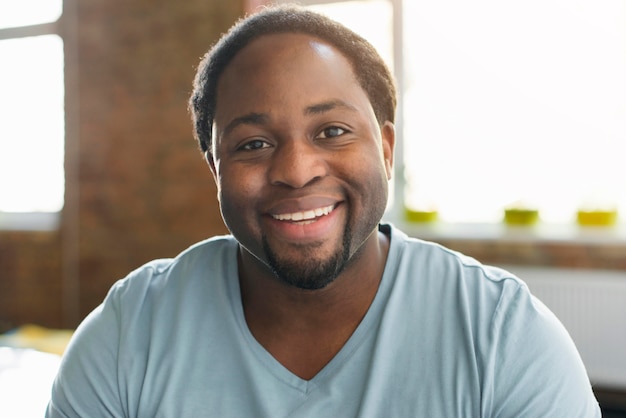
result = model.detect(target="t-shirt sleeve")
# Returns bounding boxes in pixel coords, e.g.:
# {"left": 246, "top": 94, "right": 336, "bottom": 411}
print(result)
{"left": 46, "top": 282, "right": 126, "bottom": 418}
{"left": 485, "top": 281, "right": 601, "bottom": 417}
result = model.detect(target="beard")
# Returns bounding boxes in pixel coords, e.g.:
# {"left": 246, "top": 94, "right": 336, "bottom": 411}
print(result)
{"left": 262, "top": 223, "right": 353, "bottom": 290}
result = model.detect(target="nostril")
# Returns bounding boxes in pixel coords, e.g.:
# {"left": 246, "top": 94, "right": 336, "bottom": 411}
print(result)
{"left": 268, "top": 145, "right": 327, "bottom": 188}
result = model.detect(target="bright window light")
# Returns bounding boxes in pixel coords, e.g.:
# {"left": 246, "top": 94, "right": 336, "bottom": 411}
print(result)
{"left": 307, "top": 1, "right": 393, "bottom": 67}
{"left": 0, "top": 34, "right": 65, "bottom": 212}
{"left": 0, "top": 0, "right": 62, "bottom": 28}
{"left": 404, "top": 0, "right": 626, "bottom": 223}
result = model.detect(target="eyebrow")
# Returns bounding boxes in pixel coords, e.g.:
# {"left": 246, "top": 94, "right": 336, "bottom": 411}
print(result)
{"left": 221, "top": 112, "right": 269, "bottom": 138}
{"left": 220, "top": 100, "right": 357, "bottom": 138}
{"left": 305, "top": 99, "right": 358, "bottom": 115}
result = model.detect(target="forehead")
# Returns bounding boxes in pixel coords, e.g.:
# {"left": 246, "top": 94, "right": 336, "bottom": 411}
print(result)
{"left": 218, "top": 33, "right": 359, "bottom": 94}
{"left": 228, "top": 32, "right": 351, "bottom": 73}
{"left": 214, "top": 33, "right": 367, "bottom": 116}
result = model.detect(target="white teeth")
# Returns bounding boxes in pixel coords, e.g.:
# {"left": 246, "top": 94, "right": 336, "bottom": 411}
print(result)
{"left": 273, "top": 204, "right": 334, "bottom": 222}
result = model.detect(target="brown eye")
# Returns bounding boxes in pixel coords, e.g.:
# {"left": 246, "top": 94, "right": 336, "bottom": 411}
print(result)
{"left": 318, "top": 126, "right": 346, "bottom": 139}
{"left": 239, "top": 139, "right": 270, "bottom": 151}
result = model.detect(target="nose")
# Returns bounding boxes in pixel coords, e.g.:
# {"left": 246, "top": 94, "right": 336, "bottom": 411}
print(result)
{"left": 268, "top": 139, "right": 328, "bottom": 188}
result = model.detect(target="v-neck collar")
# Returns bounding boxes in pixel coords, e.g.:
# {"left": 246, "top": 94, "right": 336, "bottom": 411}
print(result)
{"left": 224, "top": 224, "right": 400, "bottom": 394}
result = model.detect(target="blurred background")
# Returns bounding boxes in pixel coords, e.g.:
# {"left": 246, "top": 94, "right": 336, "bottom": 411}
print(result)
{"left": 0, "top": 0, "right": 624, "bottom": 415}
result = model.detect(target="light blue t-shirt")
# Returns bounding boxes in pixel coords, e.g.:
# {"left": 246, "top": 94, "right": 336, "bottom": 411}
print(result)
{"left": 47, "top": 224, "right": 600, "bottom": 417}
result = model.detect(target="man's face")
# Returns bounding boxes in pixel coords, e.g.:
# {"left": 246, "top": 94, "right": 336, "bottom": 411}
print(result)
{"left": 209, "top": 33, "right": 394, "bottom": 289}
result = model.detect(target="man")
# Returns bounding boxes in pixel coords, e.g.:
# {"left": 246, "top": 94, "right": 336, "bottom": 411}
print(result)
{"left": 48, "top": 5, "right": 600, "bottom": 417}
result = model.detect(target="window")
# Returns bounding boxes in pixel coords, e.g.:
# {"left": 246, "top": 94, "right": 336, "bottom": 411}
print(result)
{"left": 0, "top": 0, "right": 65, "bottom": 218}
{"left": 275, "top": 0, "right": 626, "bottom": 231}
{"left": 402, "top": 0, "right": 626, "bottom": 225}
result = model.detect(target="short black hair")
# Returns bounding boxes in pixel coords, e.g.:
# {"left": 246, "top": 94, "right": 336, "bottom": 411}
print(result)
{"left": 189, "top": 4, "right": 397, "bottom": 153}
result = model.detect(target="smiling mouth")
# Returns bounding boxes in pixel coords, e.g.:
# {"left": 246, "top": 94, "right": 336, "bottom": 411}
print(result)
{"left": 271, "top": 204, "right": 335, "bottom": 224}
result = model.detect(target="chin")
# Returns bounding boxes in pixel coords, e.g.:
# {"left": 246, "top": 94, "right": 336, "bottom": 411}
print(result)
{"left": 262, "top": 226, "right": 353, "bottom": 290}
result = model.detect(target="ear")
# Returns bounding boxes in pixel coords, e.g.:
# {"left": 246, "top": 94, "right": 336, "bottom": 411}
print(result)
{"left": 380, "top": 121, "right": 395, "bottom": 180}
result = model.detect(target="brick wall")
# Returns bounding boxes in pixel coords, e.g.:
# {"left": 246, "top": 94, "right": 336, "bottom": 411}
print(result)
{"left": 433, "top": 238, "right": 626, "bottom": 271}
{"left": 70, "top": 0, "right": 240, "bottom": 324}
{"left": 0, "top": 231, "right": 62, "bottom": 331}
{"left": 0, "top": 0, "right": 239, "bottom": 329}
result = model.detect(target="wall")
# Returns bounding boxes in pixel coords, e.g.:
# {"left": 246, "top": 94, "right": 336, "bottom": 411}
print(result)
{"left": 0, "top": 231, "right": 62, "bottom": 329}
{"left": 0, "top": 0, "right": 240, "bottom": 329}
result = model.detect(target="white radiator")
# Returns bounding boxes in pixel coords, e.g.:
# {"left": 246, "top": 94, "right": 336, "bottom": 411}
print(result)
{"left": 504, "top": 266, "right": 626, "bottom": 389}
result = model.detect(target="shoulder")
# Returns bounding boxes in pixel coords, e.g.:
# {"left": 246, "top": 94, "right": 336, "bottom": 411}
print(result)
{"left": 386, "top": 223, "right": 524, "bottom": 294}
{"left": 71, "top": 234, "right": 240, "bottom": 358}
{"left": 48, "top": 235, "right": 241, "bottom": 416}
{"left": 124, "top": 233, "right": 237, "bottom": 280}
{"left": 382, "top": 223, "right": 530, "bottom": 349}
{"left": 382, "top": 224, "right": 600, "bottom": 416}
{"left": 108, "top": 234, "right": 238, "bottom": 302}
{"left": 382, "top": 224, "right": 564, "bottom": 360}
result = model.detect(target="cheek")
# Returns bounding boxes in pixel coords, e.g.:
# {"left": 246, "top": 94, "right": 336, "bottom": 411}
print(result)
{"left": 365, "top": 156, "right": 391, "bottom": 201}
{"left": 341, "top": 154, "right": 389, "bottom": 209}
{"left": 217, "top": 163, "right": 245, "bottom": 191}
{"left": 216, "top": 166, "right": 263, "bottom": 214}
{"left": 217, "top": 180, "right": 253, "bottom": 238}
{"left": 352, "top": 149, "right": 390, "bottom": 183}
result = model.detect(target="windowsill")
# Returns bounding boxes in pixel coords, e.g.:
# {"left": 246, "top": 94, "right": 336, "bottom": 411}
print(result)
{"left": 391, "top": 219, "right": 626, "bottom": 245}
{"left": 0, "top": 212, "right": 61, "bottom": 232}
{"left": 384, "top": 216, "right": 626, "bottom": 270}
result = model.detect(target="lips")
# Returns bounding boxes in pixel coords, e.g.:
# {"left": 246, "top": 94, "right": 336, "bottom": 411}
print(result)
{"left": 272, "top": 204, "right": 335, "bottom": 222}
{"left": 264, "top": 196, "right": 342, "bottom": 241}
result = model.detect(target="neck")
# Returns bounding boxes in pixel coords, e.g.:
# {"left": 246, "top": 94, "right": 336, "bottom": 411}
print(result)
{"left": 237, "top": 228, "right": 390, "bottom": 379}
{"left": 239, "top": 228, "right": 388, "bottom": 323}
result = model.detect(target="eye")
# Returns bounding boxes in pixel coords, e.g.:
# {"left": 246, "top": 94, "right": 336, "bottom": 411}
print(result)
{"left": 317, "top": 126, "right": 347, "bottom": 139}
{"left": 238, "top": 139, "right": 270, "bottom": 151}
